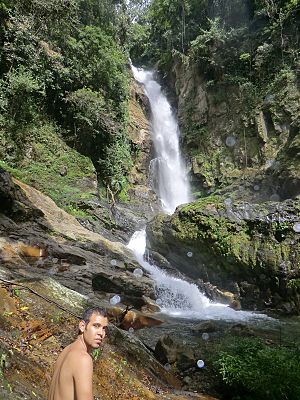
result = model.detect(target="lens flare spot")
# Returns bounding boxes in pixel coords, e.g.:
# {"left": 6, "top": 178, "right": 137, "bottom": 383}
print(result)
{"left": 109, "top": 295, "right": 121, "bottom": 305}
{"left": 133, "top": 268, "right": 143, "bottom": 278}
{"left": 270, "top": 193, "right": 280, "bottom": 202}
{"left": 293, "top": 222, "right": 300, "bottom": 233}
{"left": 197, "top": 359, "right": 205, "bottom": 368}
{"left": 225, "top": 136, "right": 236, "bottom": 147}
{"left": 224, "top": 198, "right": 232, "bottom": 206}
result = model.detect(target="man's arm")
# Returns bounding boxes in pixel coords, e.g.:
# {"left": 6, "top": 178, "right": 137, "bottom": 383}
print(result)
{"left": 73, "top": 353, "right": 93, "bottom": 400}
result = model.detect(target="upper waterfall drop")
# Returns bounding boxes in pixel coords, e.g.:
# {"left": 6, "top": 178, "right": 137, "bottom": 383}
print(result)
{"left": 131, "top": 65, "right": 190, "bottom": 214}
{"left": 128, "top": 65, "right": 273, "bottom": 322}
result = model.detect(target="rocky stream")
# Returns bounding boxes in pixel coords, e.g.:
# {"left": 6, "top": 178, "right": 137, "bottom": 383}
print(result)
{"left": 1, "top": 62, "right": 300, "bottom": 400}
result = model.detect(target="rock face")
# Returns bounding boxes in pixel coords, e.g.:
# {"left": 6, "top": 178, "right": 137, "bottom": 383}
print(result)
{"left": 207, "top": 0, "right": 252, "bottom": 28}
{"left": 74, "top": 76, "right": 159, "bottom": 244}
{"left": 0, "top": 168, "right": 155, "bottom": 309}
{"left": 154, "top": 335, "right": 195, "bottom": 371}
{"left": 169, "top": 53, "right": 300, "bottom": 201}
{"left": 154, "top": 12, "right": 300, "bottom": 315}
{"left": 147, "top": 196, "right": 300, "bottom": 313}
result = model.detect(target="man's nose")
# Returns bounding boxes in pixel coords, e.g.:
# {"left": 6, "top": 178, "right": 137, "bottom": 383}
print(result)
{"left": 98, "top": 328, "right": 105, "bottom": 337}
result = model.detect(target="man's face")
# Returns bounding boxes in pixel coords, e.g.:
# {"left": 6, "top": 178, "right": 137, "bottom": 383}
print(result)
{"left": 81, "top": 313, "right": 108, "bottom": 350}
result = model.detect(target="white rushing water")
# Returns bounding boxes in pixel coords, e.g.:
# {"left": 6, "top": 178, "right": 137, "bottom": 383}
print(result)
{"left": 128, "top": 230, "right": 270, "bottom": 321}
{"left": 131, "top": 66, "right": 190, "bottom": 214}
{"left": 128, "top": 66, "right": 270, "bottom": 322}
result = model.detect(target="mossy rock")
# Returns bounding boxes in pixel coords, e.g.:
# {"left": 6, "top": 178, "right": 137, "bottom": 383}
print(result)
{"left": 147, "top": 196, "right": 300, "bottom": 313}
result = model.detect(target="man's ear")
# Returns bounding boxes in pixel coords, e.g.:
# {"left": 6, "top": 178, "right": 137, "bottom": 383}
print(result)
{"left": 79, "top": 320, "right": 86, "bottom": 333}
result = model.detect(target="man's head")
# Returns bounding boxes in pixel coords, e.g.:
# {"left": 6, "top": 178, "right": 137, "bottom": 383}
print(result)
{"left": 78, "top": 307, "right": 108, "bottom": 351}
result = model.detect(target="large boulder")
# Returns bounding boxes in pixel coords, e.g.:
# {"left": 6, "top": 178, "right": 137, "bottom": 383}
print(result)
{"left": 146, "top": 196, "right": 300, "bottom": 313}
{"left": 0, "top": 169, "right": 156, "bottom": 308}
{"left": 154, "top": 335, "right": 195, "bottom": 371}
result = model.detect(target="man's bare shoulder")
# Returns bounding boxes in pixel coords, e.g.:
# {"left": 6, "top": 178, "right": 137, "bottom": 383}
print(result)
{"left": 66, "top": 342, "right": 93, "bottom": 364}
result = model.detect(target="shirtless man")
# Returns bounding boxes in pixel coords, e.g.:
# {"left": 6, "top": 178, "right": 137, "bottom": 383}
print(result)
{"left": 48, "top": 307, "right": 108, "bottom": 400}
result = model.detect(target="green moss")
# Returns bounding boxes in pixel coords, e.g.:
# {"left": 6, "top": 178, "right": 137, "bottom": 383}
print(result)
{"left": 0, "top": 122, "right": 96, "bottom": 209}
{"left": 172, "top": 197, "right": 253, "bottom": 267}
{"left": 166, "top": 197, "right": 300, "bottom": 275}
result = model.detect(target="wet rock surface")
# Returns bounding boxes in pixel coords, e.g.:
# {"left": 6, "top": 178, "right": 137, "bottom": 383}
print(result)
{"left": 0, "top": 271, "right": 219, "bottom": 400}
{"left": 147, "top": 197, "right": 300, "bottom": 314}
{"left": 135, "top": 312, "right": 300, "bottom": 398}
{"left": 0, "top": 170, "right": 218, "bottom": 400}
{"left": 0, "top": 170, "right": 156, "bottom": 308}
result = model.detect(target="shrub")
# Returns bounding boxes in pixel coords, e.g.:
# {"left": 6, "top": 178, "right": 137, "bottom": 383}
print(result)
{"left": 98, "top": 134, "right": 133, "bottom": 196}
{"left": 215, "top": 337, "right": 300, "bottom": 400}
{"left": 4, "top": 66, "right": 45, "bottom": 126}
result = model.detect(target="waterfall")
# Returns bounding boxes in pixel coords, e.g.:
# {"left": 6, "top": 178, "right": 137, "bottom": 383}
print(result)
{"left": 128, "top": 230, "right": 269, "bottom": 321}
{"left": 131, "top": 66, "right": 190, "bottom": 214}
{"left": 128, "top": 66, "right": 268, "bottom": 321}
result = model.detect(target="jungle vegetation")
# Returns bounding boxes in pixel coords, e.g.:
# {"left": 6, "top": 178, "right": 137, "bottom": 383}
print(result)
{"left": 0, "top": 1, "right": 299, "bottom": 399}
{"left": 0, "top": 0, "right": 147, "bottom": 202}
{"left": 1, "top": 0, "right": 298, "bottom": 203}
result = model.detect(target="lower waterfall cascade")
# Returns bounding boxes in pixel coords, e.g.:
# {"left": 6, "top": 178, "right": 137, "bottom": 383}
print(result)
{"left": 128, "top": 65, "right": 272, "bottom": 322}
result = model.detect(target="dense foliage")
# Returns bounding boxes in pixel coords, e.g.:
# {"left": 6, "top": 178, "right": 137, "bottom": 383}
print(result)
{"left": 128, "top": 0, "right": 300, "bottom": 199}
{"left": 215, "top": 337, "right": 300, "bottom": 400}
{"left": 0, "top": 0, "right": 135, "bottom": 201}
{"left": 132, "top": 0, "right": 300, "bottom": 81}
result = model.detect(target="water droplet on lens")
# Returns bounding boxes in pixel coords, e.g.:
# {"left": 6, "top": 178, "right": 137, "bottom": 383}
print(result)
{"left": 293, "top": 222, "right": 300, "bottom": 233}
{"left": 110, "top": 259, "right": 117, "bottom": 266}
{"left": 164, "top": 363, "right": 171, "bottom": 371}
{"left": 224, "top": 198, "right": 232, "bottom": 206}
{"left": 270, "top": 193, "right": 280, "bottom": 202}
{"left": 202, "top": 333, "right": 209, "bottom": 341}
{"left": 253, "top": 185, "right": 260, "bottom": 191}
{"left": 187, "top": 252, "right": 193, "bottom": 258}
{"left": 109, "top": 295, "right": 121, "bottom": 305}
{"left": 156, "top": 298, "right": 162, "bottom": 305}
{"left": 128, "top": 327, "right": 134, "bottom": 334}
{"left": 133, "top": 268, "right": 143, "bottom": 278}
{"left": 225, "top": 136, "right": 236, "bottom": 147}
{"left": 265, "top": 159, "right": 275, "bottom": 169}
{"left": 197, "top": 359, "right": 205, "bottom": 368}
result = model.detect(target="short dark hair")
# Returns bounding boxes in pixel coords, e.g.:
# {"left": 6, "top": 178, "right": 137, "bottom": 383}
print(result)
{"left": 81, "top": 307, "right": 108, "bottom": 324}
